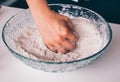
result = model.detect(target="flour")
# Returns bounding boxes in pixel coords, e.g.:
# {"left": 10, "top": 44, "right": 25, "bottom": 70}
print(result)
{"left": 14, "top": 17, "right": 103, "bottom": 62}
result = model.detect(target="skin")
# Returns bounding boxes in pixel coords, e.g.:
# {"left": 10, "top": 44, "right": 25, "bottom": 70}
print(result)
{"left": 26, "top": 0, "right": 78, "bottom": 54}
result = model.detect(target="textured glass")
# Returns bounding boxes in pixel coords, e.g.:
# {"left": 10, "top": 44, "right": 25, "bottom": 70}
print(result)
{"left": 2, "top": 4, "right": 112, "bottom": 72}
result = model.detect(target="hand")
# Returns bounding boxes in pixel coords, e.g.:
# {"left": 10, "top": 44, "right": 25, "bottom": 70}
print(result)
{"left": 26, "top": 0, "right": 78, "bottom": 54}
{"left": 37, "top": 12, "right": 78, "bottom": 54}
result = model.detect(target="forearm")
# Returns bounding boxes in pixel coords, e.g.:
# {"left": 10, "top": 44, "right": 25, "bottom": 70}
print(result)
{"left": 26, "top": 0, "right": 52, "bottom": 19}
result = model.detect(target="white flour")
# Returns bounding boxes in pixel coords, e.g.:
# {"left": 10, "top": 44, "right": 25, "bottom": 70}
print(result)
{"left": 14, "top": 17, "right": 103, "bottom": 62}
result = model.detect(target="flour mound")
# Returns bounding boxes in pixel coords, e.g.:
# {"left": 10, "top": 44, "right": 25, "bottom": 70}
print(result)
{"left": 14, "top": 17, "right": 103, "bottom": 62}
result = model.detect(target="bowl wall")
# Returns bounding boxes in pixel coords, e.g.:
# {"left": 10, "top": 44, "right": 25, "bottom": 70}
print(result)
{"left": 2, "top": 4, "right": 112, "bottom": 72}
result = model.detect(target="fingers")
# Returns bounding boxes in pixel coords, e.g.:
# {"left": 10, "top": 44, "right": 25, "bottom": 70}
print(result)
{"left": 64, "top": 17, "right": 75, "bottom": 32}
{"left": 46, "top": 44, "right": 57, "bottom": 53}
{"left": 62, "top": 39, "right": 75, "bottom": 51}
{"left": 46, "top": 42, "right": 68, "bottom": 54}
{"left": 45, "top": 35, "right": 77, "bottom": 54}
{"left": 43, "top": 14, "right": 78, "bottom": 54}
{"left": 55, "top": 43, "right": 67, "bottom": 54}
{"left": 63, "top": 16, "right": 78, "bottom": 42}
{"left": 47, "top": 39, "right": 75, "bottom": 54}
{"left": 66, "top": 32, "right": 78, "bottom": 42}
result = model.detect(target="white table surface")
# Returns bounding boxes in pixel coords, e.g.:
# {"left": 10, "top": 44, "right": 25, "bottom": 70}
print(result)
{"left": 0, "top": 6, "right": 120, "bottom": 82}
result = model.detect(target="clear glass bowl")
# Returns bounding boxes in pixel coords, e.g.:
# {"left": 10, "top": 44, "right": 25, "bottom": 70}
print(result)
{"left": 2, "top": 4, "right": 112, "bottom": 72}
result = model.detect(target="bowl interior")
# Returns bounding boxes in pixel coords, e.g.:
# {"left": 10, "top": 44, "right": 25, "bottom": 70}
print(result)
{"left": 2, "top": 4, "right": 112, "bottom": 63}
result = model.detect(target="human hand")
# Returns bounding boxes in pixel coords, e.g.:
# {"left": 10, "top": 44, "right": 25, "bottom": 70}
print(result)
{"left": 26, "top": 0, "right": 78, "bottom": 54}
{"left": 35, "top": 11, "right": 78, "bottom": 54}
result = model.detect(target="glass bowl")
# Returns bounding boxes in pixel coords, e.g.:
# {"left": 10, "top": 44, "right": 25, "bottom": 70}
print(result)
{"left": 2, "top": 4, "right": 112, "bottom": 72}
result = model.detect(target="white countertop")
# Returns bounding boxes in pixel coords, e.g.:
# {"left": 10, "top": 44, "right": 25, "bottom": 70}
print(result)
{"left": 0, "top": 6, "right": 120, "bottom": 82}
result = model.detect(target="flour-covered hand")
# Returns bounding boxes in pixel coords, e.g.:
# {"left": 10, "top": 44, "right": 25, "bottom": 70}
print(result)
{"left": 26, "top": 0, "right": 78, "bottom": 54}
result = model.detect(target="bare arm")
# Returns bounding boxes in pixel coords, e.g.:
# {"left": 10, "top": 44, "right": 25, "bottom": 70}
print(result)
{"left": 26, "top": 0, "right": 52, "bottom": 19}
{"left": 26, "top": 0, "right": 78, "bottom": 54}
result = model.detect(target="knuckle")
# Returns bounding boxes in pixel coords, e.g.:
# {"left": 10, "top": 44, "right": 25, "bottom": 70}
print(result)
{"left": 59, "top": 49, "right": 66, "bottom": 54}
{"left": 50, "top": 47, "right": 57, "bottom": 52}
{"left": 71, "top": 33, "right": 77, "bottom": 39}
{"left": 61, "top": 29, "right": 69, "bottom": 36}
{"left": 69, "top": 45, "right": 75, "bottom": 50}
{"left": 55, "top": 36, "right": 62, "bottom": 42}
{"left": 66, "top": 44, "right": 74, "bottom": 50}
{"left": 64, "top": 16, "right": 69, "bottom": 21}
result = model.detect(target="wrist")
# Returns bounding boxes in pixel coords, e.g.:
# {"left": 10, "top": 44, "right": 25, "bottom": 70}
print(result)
{"left": 26, "top": 0, "right": 52, "bottom": 16}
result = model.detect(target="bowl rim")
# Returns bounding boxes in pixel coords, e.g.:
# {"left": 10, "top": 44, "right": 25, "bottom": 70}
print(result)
{"left": 2, "top": 4, "right": 112, "bottom": 64}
